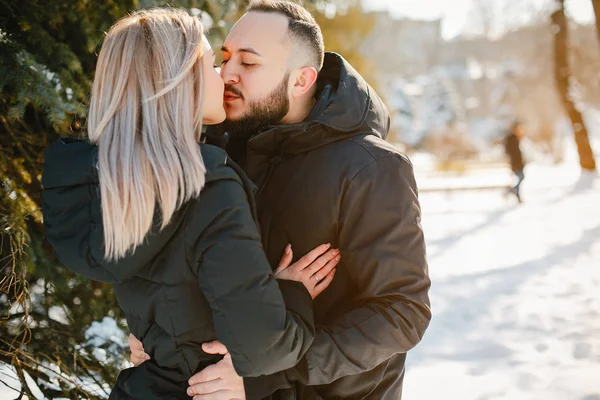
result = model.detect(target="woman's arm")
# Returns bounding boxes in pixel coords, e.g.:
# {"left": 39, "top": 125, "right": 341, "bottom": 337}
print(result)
{"left": 186, "top": 178, "right": 314, "bottom": 377}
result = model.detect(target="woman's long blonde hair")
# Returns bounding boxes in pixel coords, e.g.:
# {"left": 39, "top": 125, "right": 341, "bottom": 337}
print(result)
{"left": 88, "top": 8, "right": 207, "bottom": 261}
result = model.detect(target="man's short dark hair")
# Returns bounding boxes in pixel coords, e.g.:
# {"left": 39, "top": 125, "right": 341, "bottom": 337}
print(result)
{"left": 247, "top": 0, "right": 324, "bottom": 70}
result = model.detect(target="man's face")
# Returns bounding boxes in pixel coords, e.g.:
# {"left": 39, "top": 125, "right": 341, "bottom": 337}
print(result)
{"left": 220, "top": 12, "right": 293, "bottom": 135}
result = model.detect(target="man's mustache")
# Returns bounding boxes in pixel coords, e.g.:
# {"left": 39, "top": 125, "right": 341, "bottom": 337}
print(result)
{"left": 224, "top": 85, "right": 244, "bottom": 100}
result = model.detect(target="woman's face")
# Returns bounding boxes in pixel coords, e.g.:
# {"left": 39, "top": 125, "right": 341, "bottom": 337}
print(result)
{"left": 201, "top": 36, "right": 226, "bottom": 125}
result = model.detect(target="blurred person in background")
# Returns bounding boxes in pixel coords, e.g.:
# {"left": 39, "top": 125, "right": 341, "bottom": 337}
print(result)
{"left": 505, "top": 121, "right": 527, "bottom": 203}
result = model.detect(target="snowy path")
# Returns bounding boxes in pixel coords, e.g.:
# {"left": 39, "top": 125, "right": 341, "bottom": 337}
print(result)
{"left": 404, "top": 162, "right": 600, "bottom": 400}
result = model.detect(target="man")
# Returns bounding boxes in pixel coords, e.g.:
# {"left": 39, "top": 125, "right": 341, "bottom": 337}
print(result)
{"left": 135, "top": 1, "right": 431, "bottom": 398}
{"left": 504, "top": 121, "right": 526, "bottom": 203}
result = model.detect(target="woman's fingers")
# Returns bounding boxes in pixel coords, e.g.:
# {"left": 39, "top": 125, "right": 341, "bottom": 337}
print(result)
{"left": 128, "top": 333, "right": 150, "bottom": 366}
{"left": 131, "top": 352, "right": 148, "bottom": 367}
{"left": 312, "top": 268, "right": 336, "bottom": 298}
{"left": 294, "top": 243, "right": 331, "bottom": 270}
{"left": 310, "top": 252, "right": 340, "bottom": 282}
{"left": 274, "top": 244, "right": 293, "bottom": 274}
{"left": 128, "top": 333, "right": 143, "bottom": 351}
{"left": 130, "top": 346, "right": 150, "bottom": 367}
{"left": 306, "top": 249, "right": 340, "bottom": 276}
{"left": 273, "top": 244, "right": 340, "bottom": 299}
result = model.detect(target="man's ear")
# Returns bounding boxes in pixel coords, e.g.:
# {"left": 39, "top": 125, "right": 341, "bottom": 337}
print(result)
{"left": 290, "top": 66, "right": 318, "bottom": 98}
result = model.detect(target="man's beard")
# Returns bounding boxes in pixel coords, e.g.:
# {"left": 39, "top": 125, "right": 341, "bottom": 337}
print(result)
{"left": 222, "top": 71, "right": 291, "bottom": 140}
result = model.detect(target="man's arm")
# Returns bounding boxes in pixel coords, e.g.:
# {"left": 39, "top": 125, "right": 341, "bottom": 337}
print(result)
{"left": 304, "top": 154, "right": 431, "bottom": 384}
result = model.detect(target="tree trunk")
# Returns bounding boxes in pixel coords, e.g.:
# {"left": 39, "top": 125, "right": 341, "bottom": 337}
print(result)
{"left": 592, "top": 0, "right": 600, "bottom": 49}
{"left": 551, "top": 1, "right": 597, "bottom": 171}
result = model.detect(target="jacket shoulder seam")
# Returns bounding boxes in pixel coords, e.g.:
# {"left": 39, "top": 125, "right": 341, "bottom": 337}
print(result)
{"left": 346, "top": 153, "right": 410, "bottom": 185}
{"left": 346, "top": 135, "right": 413, "bottom": 166}
{"left": 346, "top": 134, "right": 378, "bottom": 160}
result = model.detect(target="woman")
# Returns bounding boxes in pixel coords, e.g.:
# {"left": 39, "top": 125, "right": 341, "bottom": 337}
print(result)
{"left": 41, "top": 8, "right": 339, "bottom": 399}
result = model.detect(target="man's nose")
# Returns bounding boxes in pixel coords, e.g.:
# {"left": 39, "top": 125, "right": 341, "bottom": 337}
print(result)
{"left": 221, "top": 64, "right": 239, "bottom": 84}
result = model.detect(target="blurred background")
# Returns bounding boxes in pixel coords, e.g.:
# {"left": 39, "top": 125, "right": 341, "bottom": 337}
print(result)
{"left": 1, "top": 0, "right": 599, "bottom": 398}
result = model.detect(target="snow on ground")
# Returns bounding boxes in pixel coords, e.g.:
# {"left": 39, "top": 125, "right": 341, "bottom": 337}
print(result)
{"left": 404, "top": 155, "right": 600, "bottom": 400}
{"left": 0, "top": 364, "right": 23, "bottom": 399}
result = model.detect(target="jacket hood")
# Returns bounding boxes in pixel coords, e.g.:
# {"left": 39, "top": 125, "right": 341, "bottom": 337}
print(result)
{"left": 309, "top": 52, "right": 390, "bottom": 138}
{"left": 247, "top": 52, "right": 391, "bottom": 156}
{"left": 41, "top": 139, "right": 202, "bottom": 283}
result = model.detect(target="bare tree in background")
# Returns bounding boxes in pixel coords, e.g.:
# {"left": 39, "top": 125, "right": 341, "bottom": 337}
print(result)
{"left": 551, "top": 0, "right": 597, "bottom": 171}
{"left": 592, "top": 0, "right": 600, "bottom": 47}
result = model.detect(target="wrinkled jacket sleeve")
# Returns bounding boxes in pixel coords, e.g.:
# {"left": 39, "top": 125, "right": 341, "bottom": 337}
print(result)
{"left": 304, "top": 155, "right": 431, "bottom": 384}
{"left": 188, "top": 178, "right": 315, "bottom": 378}
{"left": 245, "top": 155, "right": 431, "bottom": 395}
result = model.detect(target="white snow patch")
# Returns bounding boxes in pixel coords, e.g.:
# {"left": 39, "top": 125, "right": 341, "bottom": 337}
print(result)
{"left": 92, "top": 348, "right": 107, "bottom": 363}
{"left": 24, "top": 371, "right": 44, "bottom": 400}
{"left": 0, "top": 363, "right": 22, "bottom": 399}
{"left": 48, "top": 306, "right": 69, "bottom": 325}
{"left": 84, "top": 316, "right": 127, "bottom": 348}
{"left": 404, "top": 144, "right": 600, "bottom": 400}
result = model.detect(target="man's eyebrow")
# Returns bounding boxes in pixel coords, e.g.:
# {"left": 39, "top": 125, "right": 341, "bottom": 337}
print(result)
{"left": 220, "top": 45, "right": 262, "bottom": 57}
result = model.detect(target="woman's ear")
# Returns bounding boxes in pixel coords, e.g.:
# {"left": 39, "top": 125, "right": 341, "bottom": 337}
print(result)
{"left": 290, "top": 66, "right": 318, "bottom": 98}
